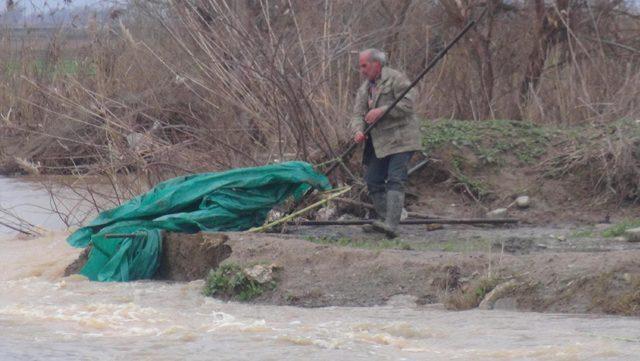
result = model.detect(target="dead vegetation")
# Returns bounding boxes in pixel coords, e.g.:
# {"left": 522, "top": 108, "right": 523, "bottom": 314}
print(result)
{"left": 443, "top": 276, "right": 501, "bottom": 310}
{"left": 589, "top": 271, "right": 640, "bottom": 315}
{"left": 541, "top": 119, "right": 640, "bottom": 204}
{"left": 1, "top": 0, "right": 640, "bottom": 209}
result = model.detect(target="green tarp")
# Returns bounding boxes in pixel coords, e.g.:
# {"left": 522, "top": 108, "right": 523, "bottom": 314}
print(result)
{"left": 66, "top": 161, "right": 331, "bottom": 282}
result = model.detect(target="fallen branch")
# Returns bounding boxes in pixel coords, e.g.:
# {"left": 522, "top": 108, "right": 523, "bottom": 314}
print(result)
{"left": 0, "top": 219, "right": 38, "bottom": 236}
{"left": 248, "top": 186, "right": 353, "bottom": 233}
{"left": 0, "top": 205, "right": 44, "bottom": 236}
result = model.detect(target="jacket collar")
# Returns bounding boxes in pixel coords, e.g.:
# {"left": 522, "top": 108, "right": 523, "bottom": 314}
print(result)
{"left": 371, "top": 67, "right": 391, "bottom": 107}
{"left": 369, "top": 67, "right": 390, "bottom": 86}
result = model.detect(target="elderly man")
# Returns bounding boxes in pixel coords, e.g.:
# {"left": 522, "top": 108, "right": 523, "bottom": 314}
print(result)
{"left": 350, "top": 48, "right": 422, "bottom": 238}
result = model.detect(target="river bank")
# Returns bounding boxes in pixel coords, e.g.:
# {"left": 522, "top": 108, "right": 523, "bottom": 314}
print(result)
{"left": 210, "top": 227, "right": 640, "bottom": 316}
{"left": 2, "top": 176, "right": 639, "bottom": 359}
{"left": 59, "top": 222, "right": 640, "bottom": 315}
{"left": 3, "top": 174, "right": 640, "bottom": 317}
{"left": 2, "top": 232, "right": 640, "bottom": 360}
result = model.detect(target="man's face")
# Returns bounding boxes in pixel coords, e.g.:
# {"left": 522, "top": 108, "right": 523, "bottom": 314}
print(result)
{"left": 359, "top": 52, "right": 381, "bottom": 81}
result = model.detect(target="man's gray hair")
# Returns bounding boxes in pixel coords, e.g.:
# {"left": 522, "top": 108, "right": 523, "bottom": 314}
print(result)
{"left": 362, "top": 48, "right": 387, "bottom": 66}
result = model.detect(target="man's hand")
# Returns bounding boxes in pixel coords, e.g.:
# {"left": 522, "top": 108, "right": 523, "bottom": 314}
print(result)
{"left": 354, "top": 131, "right": 366, "bottom": 143}
{"left": 365, "top": 107, "right": 385, "bottom": 124}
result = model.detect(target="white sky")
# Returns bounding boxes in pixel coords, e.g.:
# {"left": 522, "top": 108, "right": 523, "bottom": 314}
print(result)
{"left": 7, "top": 0, "right": 123, "bottom": 13}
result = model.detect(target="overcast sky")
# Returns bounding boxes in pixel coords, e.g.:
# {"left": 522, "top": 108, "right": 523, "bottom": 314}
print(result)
{"left": 8, "top": 0, "right": 124, "bottom": 13}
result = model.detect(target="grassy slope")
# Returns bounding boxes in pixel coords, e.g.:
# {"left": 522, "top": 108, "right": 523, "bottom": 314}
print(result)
{"left": 419, "top": 118, "right": 639, "bottom": 201}
{"left": 422, "top": 119, "right": 555, "bottom": 166}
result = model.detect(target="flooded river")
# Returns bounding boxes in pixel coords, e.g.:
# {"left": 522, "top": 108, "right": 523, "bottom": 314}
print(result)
{"left": 0, "top": 177, "right": 72, "bottom": 233}
{"left": 1, "top": 176, "right": 640, "bottom": 360}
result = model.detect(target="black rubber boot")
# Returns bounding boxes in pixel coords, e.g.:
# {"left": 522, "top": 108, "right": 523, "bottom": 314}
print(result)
{"left": 371, "top": 190, "right": 404, "bottom": 238}
{"left": 362, "top": 191, "right": 386, "bottom": 233}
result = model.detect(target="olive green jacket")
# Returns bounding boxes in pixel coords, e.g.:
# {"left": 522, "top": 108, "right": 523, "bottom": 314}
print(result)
{"left": 349, "top": 66, "right": 422, "bottom": 159}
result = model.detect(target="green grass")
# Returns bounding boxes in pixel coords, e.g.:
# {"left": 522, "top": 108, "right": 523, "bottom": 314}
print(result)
{"left": 203, "top": 263, "right": 275, "bottom": 301}
{"left": 570, "top": 229, "right": 596, "bottom": 238}
{"left": 421, "top": 119, "right": 555, "bottom": 166}
{"left": 420, "top": 119, "right": 554, "bottom": 200}
{"left": 474, "top": 277, "right": 501, "bottom": 299}
{"left": 304, "top": 235, "right": 412, "bottom": 250}
{"left": 602, "top": 219, "right": 640, "bottom": 238}
{"left": 450, "top": 155, "right": 491, "bottom": 198}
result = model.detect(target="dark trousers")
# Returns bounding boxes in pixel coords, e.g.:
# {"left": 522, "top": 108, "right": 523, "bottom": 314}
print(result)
{"left": 364, "top": 149, "right": 414, "bottom": 195}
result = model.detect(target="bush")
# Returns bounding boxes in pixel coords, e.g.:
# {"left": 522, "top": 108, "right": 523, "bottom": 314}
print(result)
{"left": 203, "top": 263, "right": 267, "bottom": 301}
{"left": 444, "top": 276, "right": 501, "bottom": 310}
{"left": 542, "top": 119, "right": 640, "bottom": 203}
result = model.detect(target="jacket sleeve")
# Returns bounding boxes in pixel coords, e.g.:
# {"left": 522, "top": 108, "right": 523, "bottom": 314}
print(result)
{"left": 383, "top": 72, "right": 414, "bottom": 118}
{"left": 349, "top": 83, "right": 368, "bottom": 134}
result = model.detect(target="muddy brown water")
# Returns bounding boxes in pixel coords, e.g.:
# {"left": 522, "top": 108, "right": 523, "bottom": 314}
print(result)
{"left": 1, "top": 176, "right": 640, "bottom": 360}
{"left": 0, "top": 177, "right": 73, "bottom": 233}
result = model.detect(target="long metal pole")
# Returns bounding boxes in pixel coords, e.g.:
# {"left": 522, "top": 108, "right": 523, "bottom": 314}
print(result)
{"left": 285, "top": 9, "right": 487, "bottom": 222}
{"left": 322, "top": 10, "right": 485, "bottom": 177}
{"left": 288, "top": 218, "right": 518, "bottom": 226}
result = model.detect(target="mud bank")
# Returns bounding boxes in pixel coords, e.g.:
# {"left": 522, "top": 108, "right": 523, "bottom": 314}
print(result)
{"left": 63, "top": 226, "right": 640, "bottom": 316}
{"left": 222, "top": 230, "right": 640, "bottom": 315}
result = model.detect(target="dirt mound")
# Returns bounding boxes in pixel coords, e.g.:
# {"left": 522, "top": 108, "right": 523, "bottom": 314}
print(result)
{"left": 64, "top": 232, "right": 231, "bottom": 281}
{"left": 156, "top": 233, "right": 231, "bottom": 281}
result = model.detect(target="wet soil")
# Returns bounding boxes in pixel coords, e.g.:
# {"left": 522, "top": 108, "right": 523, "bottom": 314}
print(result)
{"left": 220, "top": 224, "right": 640, "bottom": 316}
{"left": 63, "top": 225, "right": 640, "bottom": 316}
{"left": 64, "top": 232, "right": 232, "bottom": 281}
{"left": 155, "top": 232, "right": 231, "bottom": 281}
